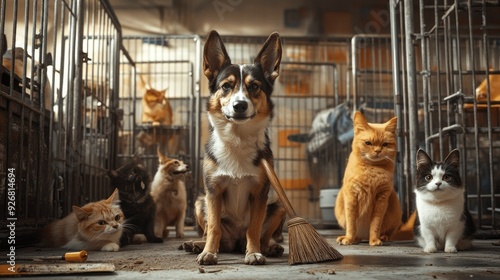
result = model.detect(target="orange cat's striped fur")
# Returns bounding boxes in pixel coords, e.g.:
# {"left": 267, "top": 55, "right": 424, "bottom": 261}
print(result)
{"left": 335, "top": 111, "right": 402, "bottom": 246}
{"left": 40, "top": 189, "right": 124, "bottom": 251}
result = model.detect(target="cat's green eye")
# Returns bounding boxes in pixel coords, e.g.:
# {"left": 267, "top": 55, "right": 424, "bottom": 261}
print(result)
{"left": 425, "top": 175, "right": 433, "bottom": 181}
{"left": 365, "top": 141, "right": 372, "bottom": 146}
{"left": 115, "top": 214, "right": 121, "bottom": 221}
{"left": 98, "top": 220, "right": 106, "bottom": 225}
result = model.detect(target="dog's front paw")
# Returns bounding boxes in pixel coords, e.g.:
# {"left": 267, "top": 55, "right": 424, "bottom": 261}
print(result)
{"left": 176, "top": 232, "right": 185, "bottom": 238}
{"left": 101, "top": 242, "right": 120, "bottom": 252}
{"left": 369, "top": 238, "right": 383, "bottom": 246}
{"left": 244, "top": 253, "right": 266, "bottom": 265}
{"left": 197, "top": 251, "right": 218, "bottom": 265}
{"left": 336, "top": 235, "right": 355, "bottom": 245}
{"left": 182, "top": 240, "right": 204, "bottom": 253}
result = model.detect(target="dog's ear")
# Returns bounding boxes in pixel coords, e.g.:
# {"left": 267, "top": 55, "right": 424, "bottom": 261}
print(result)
{"left": 254, "top": 32, "right": 282, "bottom": 83}
{"left": 203, "top": 30, "right": 231, "bottom": 83}
{"left": 157, "top": 146, "right": 168, "bottom": 164}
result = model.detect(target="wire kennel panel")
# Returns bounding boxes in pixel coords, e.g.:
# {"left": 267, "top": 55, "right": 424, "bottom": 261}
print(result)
{"left": 393, "top": 0, "right": 500, "bottom": 230}
{"left": 1, "top": 0, "right": 64, "bottom": 227}
{"left": 120, "top": 35, "right": 201, "bottom": 224}
{"left": 117, "top": 47, "right": 137, "bottom": 161}
{"left": 74, "top": 0, "right": 122, "bottom": 214}
{"left": 1, "top": 0, "right": 122, "bottom": 227}
{"left": 351, "top": 35, "right": 395, "bottom": 119}
{"left": 198, "top": 35, "right": 350, "bottom": 223}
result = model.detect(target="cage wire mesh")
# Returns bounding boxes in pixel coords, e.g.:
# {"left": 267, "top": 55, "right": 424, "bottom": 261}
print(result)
{"left": 0, "top": 0, "right": 58, "bottom": 227}
{"left": 392, "top": 0, "right": 500, "bottom": 231}
{"left": 76, "top": 0, "right": 121, "bottom": 211}
{"left": 1, "top": 0, "right": 122, "bottom": 229}
{"left": 119, "top": 35, "right": 200, "bottom": 224}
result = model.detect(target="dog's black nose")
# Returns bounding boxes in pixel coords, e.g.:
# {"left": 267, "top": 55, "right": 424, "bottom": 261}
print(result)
{"left": 233, "top": 100, "right": 248, "bottom": 113}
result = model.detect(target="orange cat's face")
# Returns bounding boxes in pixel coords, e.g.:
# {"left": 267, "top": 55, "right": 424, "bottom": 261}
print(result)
{"left": 73, "top": 189, "right": 124, "bottom": 240}
{"left": 143, "top": 88, "right": 166, "bottom": 103}
{"left": 352, "top": 111, "right": 397, "bottom": 164}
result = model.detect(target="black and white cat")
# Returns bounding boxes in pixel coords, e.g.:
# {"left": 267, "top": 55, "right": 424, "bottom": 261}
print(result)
{"left": 414, "top": 148, "right": 476, "bottom": 253}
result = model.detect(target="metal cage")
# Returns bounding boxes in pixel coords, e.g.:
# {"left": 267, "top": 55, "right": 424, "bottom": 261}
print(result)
{"left": 118, "top": 35, "right": 201, "bottom": 224}
{"left": 391, "top": 0, "right": 500, "bottom": 231}
{"left": 1, "top": 0, "right": 122, "bottom": 229}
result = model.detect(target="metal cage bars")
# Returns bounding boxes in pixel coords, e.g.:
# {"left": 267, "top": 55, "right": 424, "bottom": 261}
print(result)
{"left": 391, "top": 0, "right": 500, "bottom": 230}
{"left": 0, "top": 0, "right": 123, "bottom": 226}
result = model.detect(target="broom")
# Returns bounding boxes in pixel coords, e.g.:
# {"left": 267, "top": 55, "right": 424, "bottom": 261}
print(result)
{"left": 261, "top": 158, "right": 344, "bottom": 265}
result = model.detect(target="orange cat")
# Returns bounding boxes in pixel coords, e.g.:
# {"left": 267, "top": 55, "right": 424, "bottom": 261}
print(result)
{"left": 141, "top": 87, "right": 173, "bottom": 125}
{"left": 334, "top": 111, "right": 402, "bottom": 246}
{"left": 476, "top": 72, "right": 500, "bottom": 102}
{"left": 40, "top": 189, "right": 124, "bottom": 251}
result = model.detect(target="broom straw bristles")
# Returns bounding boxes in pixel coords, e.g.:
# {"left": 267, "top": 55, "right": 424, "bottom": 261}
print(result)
{"left": 260, "top": 158, "right": 343, "bottom": 265}
{"left": 287, "top": 217, "right": 344, "bottom": 265}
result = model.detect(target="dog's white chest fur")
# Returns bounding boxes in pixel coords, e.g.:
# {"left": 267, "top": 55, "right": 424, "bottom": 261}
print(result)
{"left": 207, "top": 114, "right": 270, "bottom": 223}
{"left": 208, "top": 114, "right": 267, "bottom": 178}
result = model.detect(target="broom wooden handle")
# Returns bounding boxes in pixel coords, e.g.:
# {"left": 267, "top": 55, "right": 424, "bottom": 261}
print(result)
{"left": 261, "top": 158, "right": 297, "bottom": 219}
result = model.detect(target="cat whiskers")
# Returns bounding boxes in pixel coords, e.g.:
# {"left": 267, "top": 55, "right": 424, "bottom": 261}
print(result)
{"left": 121, "top": 214, "right": 146, "bottom": 235}
{"left": 122, "top": 221, "right": 140, "bottom": 234}
{"left": 384, "top": 156, "right": 396, "bottom": 164}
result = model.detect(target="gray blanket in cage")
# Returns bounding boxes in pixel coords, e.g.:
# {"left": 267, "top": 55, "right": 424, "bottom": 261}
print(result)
{"left": 288, "top": 102, "right": 354, "bottom": 153}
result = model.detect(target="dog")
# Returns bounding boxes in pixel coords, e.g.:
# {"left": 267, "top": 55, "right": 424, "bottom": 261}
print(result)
{"left": 150, "top": 147, "right": 189, "bottom": 239}
{"left": 182, "top": 30, "right": 286, "bottom": 266}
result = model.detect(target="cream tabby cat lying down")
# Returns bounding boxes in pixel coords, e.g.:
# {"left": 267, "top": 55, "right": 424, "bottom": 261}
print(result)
{"left": 40, "top": 189, "right": 124, "bottom": 251}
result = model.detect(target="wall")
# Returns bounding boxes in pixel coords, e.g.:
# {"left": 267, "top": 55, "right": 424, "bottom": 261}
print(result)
{"left": 110, "top": 0, "right": 392, "bottom": 37}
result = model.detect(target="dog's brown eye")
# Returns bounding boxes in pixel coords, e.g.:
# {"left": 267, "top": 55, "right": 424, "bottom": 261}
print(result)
{"left": 222, "top": 83, "right": 232, "bottom": 91}
{"left": 425, "top": 175, "right": 433, "bottom": 181}
{"left": 248, "top": 83, "right": 259, "bottom": 92}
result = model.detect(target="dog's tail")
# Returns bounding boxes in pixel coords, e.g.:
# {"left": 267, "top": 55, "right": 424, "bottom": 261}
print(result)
{"left": 390, "top": 211, "right": 417, "bottom": 241}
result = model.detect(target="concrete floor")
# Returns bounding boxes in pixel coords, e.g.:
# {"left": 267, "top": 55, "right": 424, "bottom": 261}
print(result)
{"left": 6, "top": 229, "right": 500, "bottom": 279}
